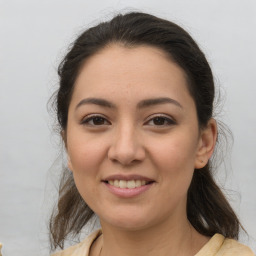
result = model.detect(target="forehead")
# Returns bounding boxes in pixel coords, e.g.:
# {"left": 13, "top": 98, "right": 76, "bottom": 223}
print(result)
{"left": 71, "top": 44, "right": 193, "bottom": 108}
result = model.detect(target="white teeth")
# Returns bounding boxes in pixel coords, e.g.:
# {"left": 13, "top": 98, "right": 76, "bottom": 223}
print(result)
{"left": 108, "top": 179, "right": 149, "bottom": 188}
{"left": 127, "top": 180, "right": 135, "bottom": 189}
{"left": 135, "top": 180, "right": 141, "bottom": 187}
{"left": 119, "top": 180, "right": 126, "bottom": 188}
{"left": 114, "top": 180, "right": 119, "bottom": 187}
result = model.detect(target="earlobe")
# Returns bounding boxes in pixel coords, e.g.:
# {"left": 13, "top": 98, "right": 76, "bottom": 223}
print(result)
{"left": 194, "top": 118, "right": 217, "bottom": 169}
{"left": 61, "top": 130, "right": 73, "bottom": 172}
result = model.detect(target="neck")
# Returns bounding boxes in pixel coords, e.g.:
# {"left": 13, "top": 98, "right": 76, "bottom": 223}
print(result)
{"left": 98, "top": 215, "right": 208, "bottom": 256}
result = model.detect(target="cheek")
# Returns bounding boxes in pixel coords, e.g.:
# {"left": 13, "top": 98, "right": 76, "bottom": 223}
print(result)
{"left": 67, "top": 134, "right": 107, "bottom": 175}
{"left": 67, "top": 137, "right": 105, "bottom": 208}
{"left": 149, "top": 132, "right": 198, "bottom": 190}
{"left": 150, "top": 133, "right": 198, "bottom": 168}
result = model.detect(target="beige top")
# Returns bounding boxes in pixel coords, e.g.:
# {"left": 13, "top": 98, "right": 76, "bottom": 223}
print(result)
{"left": 52, "top": 230, "right": 255, "bottom": 256}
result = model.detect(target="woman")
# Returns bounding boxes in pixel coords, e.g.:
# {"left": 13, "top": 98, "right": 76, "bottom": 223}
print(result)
{"left": 49, "top": 12, "right": 254, "bottom": 256}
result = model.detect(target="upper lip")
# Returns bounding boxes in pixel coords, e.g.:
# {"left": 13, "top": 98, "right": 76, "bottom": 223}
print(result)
{"left": 102, "top": 174, "right": 155, "bottom": 182}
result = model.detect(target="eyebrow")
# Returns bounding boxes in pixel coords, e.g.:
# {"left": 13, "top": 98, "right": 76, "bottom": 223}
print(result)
{"left": 76, "top": 98, "right": 116, "bottom": 109}
{"left": 75, "top": 97, "right": 183, "bottom": 110}
{"left": 137, "top": 97, "right": 183, "bottom": 109}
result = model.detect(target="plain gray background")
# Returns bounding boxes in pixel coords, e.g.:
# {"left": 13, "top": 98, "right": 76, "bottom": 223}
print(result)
{"left": 0, "top": 0, "right": 255, "bottom": 255}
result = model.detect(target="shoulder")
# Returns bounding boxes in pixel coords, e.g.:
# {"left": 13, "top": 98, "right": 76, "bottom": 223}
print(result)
{"left": 217, "top": 237, "right": 255, "bottom": 256}
{"left": 51, "top": 229, "right": 102, "bottom": 256}
{"left": 196, "top": 234, "right": 255, "bottom": 256}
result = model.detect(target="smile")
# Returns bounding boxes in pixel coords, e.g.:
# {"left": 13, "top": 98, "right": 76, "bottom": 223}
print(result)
{"left": 102, "top": 176, "right": 155, "bottom": 198}
{"left": 106, "top": 180, "right": 151, "bottom": 188}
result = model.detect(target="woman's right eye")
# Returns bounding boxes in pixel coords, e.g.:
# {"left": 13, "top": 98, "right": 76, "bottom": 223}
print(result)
{"left": 81, "top": 115, "right": 111, "bottom": 126}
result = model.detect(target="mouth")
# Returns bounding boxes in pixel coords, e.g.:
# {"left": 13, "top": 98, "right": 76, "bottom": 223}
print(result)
{"left": 103, "top": 179, "right": 154, "bottom": 189}
{"left": 102, "top": 175, "right": 155, "bottom": 198}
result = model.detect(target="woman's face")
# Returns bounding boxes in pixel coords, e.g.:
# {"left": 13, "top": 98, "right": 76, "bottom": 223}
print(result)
{"left": 66, "top": 45, "right": 207, "bottom": 231}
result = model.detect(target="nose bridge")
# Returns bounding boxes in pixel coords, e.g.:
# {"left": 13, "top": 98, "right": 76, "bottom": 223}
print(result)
{"left": 108, "top": 120, "right": 145, "bottom": 165}
{"left": 117, "top": 121, "right": 136, "bottom": 149}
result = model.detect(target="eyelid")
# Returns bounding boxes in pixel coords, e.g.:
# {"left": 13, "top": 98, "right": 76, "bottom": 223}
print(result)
{"left": 80, "top": 114, "right": 111, "bottom": 126}
{"left": 80, "top": 113, "right": 176, "bottom": 126}
{"left": 144, "top": 114, "right": 176, "bottom": 126}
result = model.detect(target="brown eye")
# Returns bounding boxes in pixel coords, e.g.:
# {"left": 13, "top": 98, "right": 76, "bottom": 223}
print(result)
{"left": 81, "top": 115, "right": 111, "bottom": 126}
{"left": 152, "top": 117, "right": 167, "bottom": 125}
{"left": 146, "top": 115, "right": 176, "bottom": 126}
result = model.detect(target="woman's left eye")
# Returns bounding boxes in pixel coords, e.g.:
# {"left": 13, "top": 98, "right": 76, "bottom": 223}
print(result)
{"left": 145, "top": 116, "right": 176, "bottom": 126}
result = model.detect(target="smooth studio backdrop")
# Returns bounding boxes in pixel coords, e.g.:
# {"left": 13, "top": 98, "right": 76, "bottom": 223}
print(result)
{"left": 0, "top": 0, "right": 255, "bottom": 255}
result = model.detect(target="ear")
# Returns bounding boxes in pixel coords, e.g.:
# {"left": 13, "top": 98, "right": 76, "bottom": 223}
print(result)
{"left": 194, "top": 118, "right": 217, "bottom": 169}
{"left": 61, "top": 130, "right": 73, "bottom": 172}
{"left": 61, "top": 130, "right": 67, "bottom": 148}
{"left": 67, "top": 155, "right": 73, "bottom": 172}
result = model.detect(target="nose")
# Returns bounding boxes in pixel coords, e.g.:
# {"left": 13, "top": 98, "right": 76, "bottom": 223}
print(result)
{"left": 108, "top": 124, "right": 146, "bottom": 166}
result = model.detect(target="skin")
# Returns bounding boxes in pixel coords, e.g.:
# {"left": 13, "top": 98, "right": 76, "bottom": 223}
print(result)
{"left": 65, "top": 44, "right": 217, "bottom": 256}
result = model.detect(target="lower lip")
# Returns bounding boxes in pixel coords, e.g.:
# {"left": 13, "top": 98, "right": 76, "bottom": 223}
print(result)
{"left": 103, "top": 182, "right": 154, "bottom": 198}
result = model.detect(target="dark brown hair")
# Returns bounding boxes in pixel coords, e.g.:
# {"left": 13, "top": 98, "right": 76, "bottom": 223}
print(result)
{"left": 49, "top": 12, "right": 243, "bottom": 250}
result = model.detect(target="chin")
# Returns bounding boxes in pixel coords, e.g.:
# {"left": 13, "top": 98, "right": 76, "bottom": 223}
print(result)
{"left": 99, "top": 209, "right": 155, "bottom": 231}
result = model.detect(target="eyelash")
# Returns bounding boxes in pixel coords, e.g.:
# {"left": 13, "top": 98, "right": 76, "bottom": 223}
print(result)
{"left": 145, "top": 115, "right": 176, "bottom": 126}
{"left": 81, "top": 115, "right": 111, "bottom": 126}
{"left": 81, "top": 114, "right": 176, "bottom": 127}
